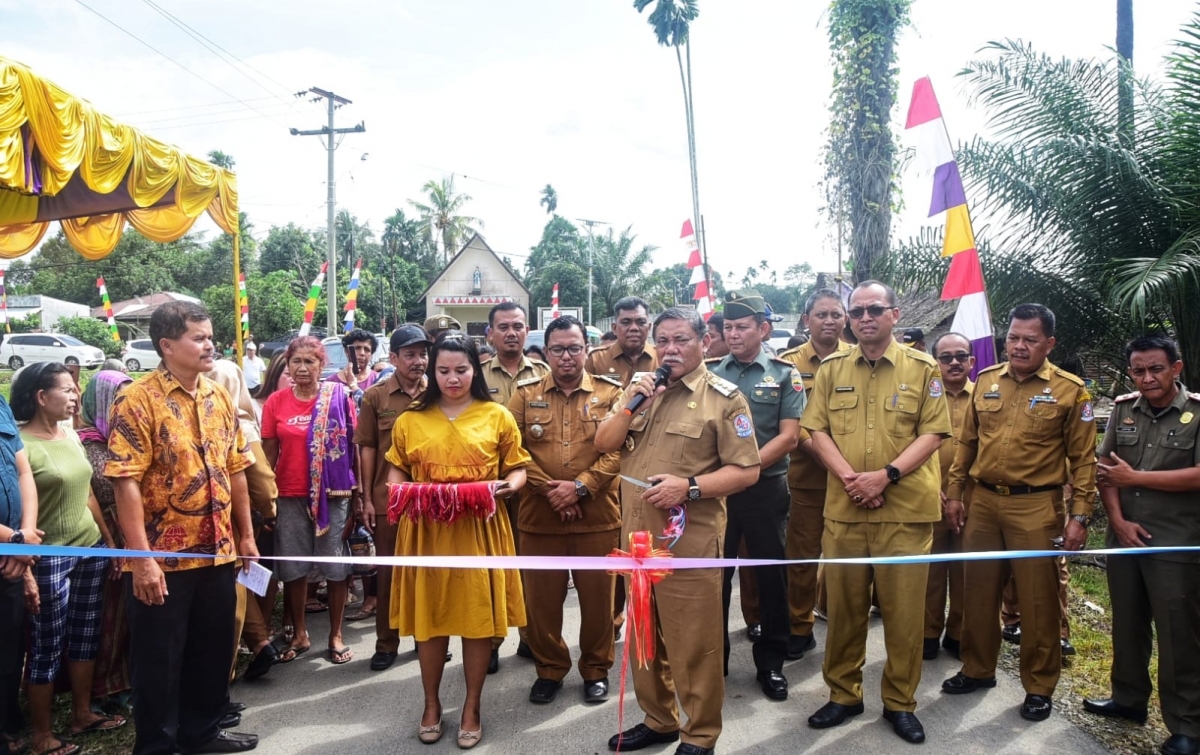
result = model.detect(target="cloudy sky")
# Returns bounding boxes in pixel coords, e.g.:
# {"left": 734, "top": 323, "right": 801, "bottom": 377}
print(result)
{"left": 5, "top": 0, "right": 1195, "bottom": 289}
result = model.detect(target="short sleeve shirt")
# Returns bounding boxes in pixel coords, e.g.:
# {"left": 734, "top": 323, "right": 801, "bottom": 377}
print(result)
{"left": 709, "top": 349, "right": 807, "bottom": 477}
{"left": 353, "top": 374, "right": 425, "bottom": 513}
{"left": 261, "top": 389, "right": 317, "bottom": 498}
{"left": 778, "top": 340, "right": 852, "bottom": 490}
{"left": 106, "top": 369, "right": 253, "bottom": 570}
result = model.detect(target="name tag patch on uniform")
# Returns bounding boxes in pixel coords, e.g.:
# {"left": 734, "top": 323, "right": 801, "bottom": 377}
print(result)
{"left": 929, "top": 379, "right": 943, "bottom": 398}
{"left": 1080, "top": 402, "right": 1094, "bottom": 422}
{"left": 1114, "top": 426, "right": 1138, "bottom": 433}
{"left": 488, "top": 388, "right": 499, "bottom": 394}
{"left": 529, "top": 401, "right": 549, "bottom": 408}
{"left": 791, "top": 373, "right": 805, "bottom": 392}
{"left": 734, "top": 414, "right": 753, "bottom": 437}
{"left": 378, "top": 409, "right": 397, "bottom": 417}
{"left": 835, "top": 386, "right": 855, "bottom": 393}
{"left": 983, "top": 392, "right": 1001, "bottom": 399}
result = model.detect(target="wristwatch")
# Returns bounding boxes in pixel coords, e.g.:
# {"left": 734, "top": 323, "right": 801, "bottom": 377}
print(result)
{"left": 8, "top": 529, "right": 24, "bottom": 545}
{"left": 687, "top": 476, "right": 702, "bottom": 501}
{"left": 574, "top": 481, "right": 589, "bottom": 499}
{"left": 1071, "top": 514, "right": 1091, "bottom": 528}
{"left": 885, "top": 464, "right": 902, "bottom": 485}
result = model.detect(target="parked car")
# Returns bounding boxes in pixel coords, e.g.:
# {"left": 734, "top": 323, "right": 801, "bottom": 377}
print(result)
{"left": 0, "top": 333, "right": 105, "bottom": 370}
{"left": 121, "top": 339, "right": 162, "bottom": 372}
{"left": 766, "top": 328, "right": 794, "bottom": 352}
{"left": 320, "top": 336, "right": 348, "bottom": 380}
{"left": 258, "top": 326, "right": 329, "bottom": 362}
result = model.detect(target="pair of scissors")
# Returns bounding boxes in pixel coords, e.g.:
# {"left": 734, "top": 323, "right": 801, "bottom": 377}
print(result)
{"left": 620, "top": 475, "right": 659, "bottom": 489}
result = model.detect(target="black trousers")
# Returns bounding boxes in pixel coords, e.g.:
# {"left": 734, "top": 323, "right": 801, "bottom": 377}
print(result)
{"left": 128, "top": 563, "right": 237, "bottom": 755}
{"left": 0, "top": 576, "right": 25, "bottom": 737}
{"left": 722, "top": 474, "right": 789, "bottom": 674}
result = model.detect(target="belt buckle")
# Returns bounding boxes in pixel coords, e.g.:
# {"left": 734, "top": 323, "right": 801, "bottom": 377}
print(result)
{"left": 995, "top": 484, "right": 1011, "bottom": 496}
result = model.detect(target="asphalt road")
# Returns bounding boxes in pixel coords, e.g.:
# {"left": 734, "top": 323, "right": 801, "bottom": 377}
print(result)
{"left": 231, "top": 584, "right": 1111, "bottom": 755}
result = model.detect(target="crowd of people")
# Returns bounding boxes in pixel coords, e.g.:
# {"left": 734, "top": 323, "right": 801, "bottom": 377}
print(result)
{"left": 0, "top": 284, "right": 1197, "bottom": 755}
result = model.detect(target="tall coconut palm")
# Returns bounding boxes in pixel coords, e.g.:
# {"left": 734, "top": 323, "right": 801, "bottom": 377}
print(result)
{"left": 409, "top": 176, "right": 481, "bottom": 262}
{"left": 539, "top": 184, "right": 558, "bottom": 214}
{"left": 590, "top": 225, "right": 658, "bottom": 317}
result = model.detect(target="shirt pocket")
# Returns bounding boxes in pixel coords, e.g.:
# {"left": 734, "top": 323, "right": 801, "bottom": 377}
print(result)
{"left": 1023, "top": 403, "right": 1064, "bottom": 437}
{"left": 524, "top": 411, "right": 555, "bottom": 444}
{"left": 1113, "top": 431, "right": 1143, "bottom": 467}
{"left": 1158, "top": 433, "right": 1195, "bottom": 465}
{"left": 882, "top": 387, "right": 921, "bottom": 437}
{"left": 750, "top": 385, "right": 782, "bottom": 407}
{"left": 664, "top": 421, "right": 704, "bottom": 462}
{"left": 976, "top": 400, "right": 1004, "bottom": 434}
{"left": 828, "top": 394, "right": 859, "bottom": 435}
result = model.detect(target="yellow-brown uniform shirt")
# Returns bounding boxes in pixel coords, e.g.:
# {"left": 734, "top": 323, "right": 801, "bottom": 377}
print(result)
{"left": 507, "top": 372, "right": 624, "bottom": 534}
{"left": 946, "top": 361, "right": 1097, "bottom": 517}
{"left": 615, "top": 363, "right": 762, "bottom": 558}
{"left": 484, "top": 355, "right": 549, "bottom": 406}
{"left": 802, "top": 340, "right": 952, "bottom": 522}
{"left": 939, "top": 381, "right": 975, "bottom": 492}
{"left": 779, "top": 340, "right": 852, "bottom": 490}
{"left": 585, "top": 341, "right": 658, "bottom": 386}
{"left": 353, "top": 373, "right": 426, "bottom": 514}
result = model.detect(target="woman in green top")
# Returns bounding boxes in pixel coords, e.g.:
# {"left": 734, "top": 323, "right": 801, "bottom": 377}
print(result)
{"left": 10, "top": 363, "right": 125, "bottom": 755}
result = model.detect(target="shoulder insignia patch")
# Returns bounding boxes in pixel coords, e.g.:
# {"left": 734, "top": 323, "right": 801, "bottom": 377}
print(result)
{"left": 593, "top": 373, "right": 623, "bottom": 387}
{"left": 769, "top": 355, "right": 794, "bottom": 367}
{"left": 1114, "top": 391, "right": 1140, "bottom": 403}
{"left": 1054, "top": 367, "right": 1086, "bottom": 387}
{"left": 790, "top": 371, "right": 806, "bottom": 392}
{"left": 516, "top": 376, "right": 544, "bottom": 388}
{"left": 705, "top": 373, "right": 738, "bottom": 397}
{"left": 929, "top": 378, "right": 944, "bottom": 398}
{"left": 821, "top": 350, "right": 850, "bottom": 363}
{"left": 1077, "top": 389, "right": 1092, "bottom": 403}
{"left": 778, "top": 346, "right": 802, "bottom": 358}
{"left": 733, "top": 413, "right": 754, "bottom": 437}
{"left": 704, "top": 356, "right": 723, "bottom": 364}
{"left": 1080, "top": 401, "right": 1094, "bottom": 422}
{"left": 1188, "top": 392, "right": 1200, "bottom": 402}
{"left": 978, "top": 363, "right": 1005, "bottom": 375}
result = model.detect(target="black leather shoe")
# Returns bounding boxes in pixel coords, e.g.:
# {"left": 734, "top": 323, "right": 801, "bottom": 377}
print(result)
{"left": 487, "top": 648, "right": 499, "bottom": 675}
{"left": 607, "top": 723, "right": 679, "bottom": 751}
{"left": 1021, "top": 694, "right": 1053, "bottom": 721}
{"left": 746, "top": 623, "right": 762, "bottom": 642}
{"left": 787, "top": 633, "right": 816, "bottom": 660}
{"left": 182, "top": 730, "right": 259, "bottom": 754}
{"left": 808, "top": 700, "right": 865, "bottom": 729}
{"left": 883, "top": 709, "right": 926, "bottom": 744}
{"left": 942, "top": 672, "right": 998, "bottom": 695}
{"left": 942, "top": 636, "right": 961, "bottom": 659}
{"left": 218, "top": 712, "right": 241, "bottom": 729}
{"left": 922, "top": 638, "right": 939, "bottom": 660}
{"left": 370, "top": 651, "right": 398, "bottom": 671}
{"left": 757, "top": 669, "right": 788, "bottom": 701}
{"left": 244, "top": 644, "right": 277, "bottom": 681}
{"left": 1162, "top": 734, "right": 1200, "bottom": 755}
{"left": 584, "top": 678, "right": 609, "bottom": 704}
{"left": 517, "top": 640, "right": 535, "bottom": 659}
{"left": 529, "top": 678, "right": 563, "bottom": 704}
{"left": 1002, "top": 622, "right": 1021, "bottom": 645}
{"left": 674, "top": 744, "right": 714, "bottom": 755}
{"left": 225, "top": 702, "right": 247, "bottom": 715}
{"left": 1061, "top": 638, "right": 1077, "bottom": 656}
{"left": 1082, "top": 698, "right": 1148, "bottom": 724}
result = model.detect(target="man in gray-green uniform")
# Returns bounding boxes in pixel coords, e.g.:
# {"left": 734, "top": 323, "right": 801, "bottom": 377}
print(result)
{"left": 1084, "top": 335, "right": 1200, "bottom": 755}
{"left": 709, "top": 291, "right": 805, "bottom": 701}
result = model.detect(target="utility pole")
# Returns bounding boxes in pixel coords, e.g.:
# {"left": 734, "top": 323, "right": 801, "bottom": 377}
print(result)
{"left": 290, "top": 87, "right": 365, "bottom": 331}
{"left": 576, "top": 218, "right": 608, "bottom": 326}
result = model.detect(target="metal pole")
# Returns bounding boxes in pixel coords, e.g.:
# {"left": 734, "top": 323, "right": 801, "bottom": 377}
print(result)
{"left": 588, "top": 234, "right": 594, "bottom": 326}
{"left": 325, "top": 96, "right": 337, "bottom": 332}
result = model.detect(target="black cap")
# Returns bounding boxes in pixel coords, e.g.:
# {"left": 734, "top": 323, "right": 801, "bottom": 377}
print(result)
{"left": 390, "top": 324, "right": 431, "bottom": 352}
{"left": 902, "top": 327, "right": 925, "bottom": 343}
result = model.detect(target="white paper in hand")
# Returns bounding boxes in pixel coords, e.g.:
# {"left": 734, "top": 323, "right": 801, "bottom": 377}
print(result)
{"left": 236, "top": 561, "right": 273, "bottom": 597}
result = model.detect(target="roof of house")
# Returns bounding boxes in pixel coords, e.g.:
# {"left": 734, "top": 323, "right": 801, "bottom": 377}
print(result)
{"left": 417, "top": 232, "right": 530, "bottom": 303}
{"left": 90, "top": 291, "right": 202, "bottom": 320}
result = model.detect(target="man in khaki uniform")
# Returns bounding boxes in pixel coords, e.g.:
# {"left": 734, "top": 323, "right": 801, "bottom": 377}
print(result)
{"left": 507, "top": 316, "right": 624, "bottom": 706}
{"left": 942, "top": 303, "right": 1097, "bottom": 723}
{"left": 353, "top": 324, "right": 429, "bottom": 671}
{"left": 778, "top": 288, "right": 851, "bottom": 658}
{"left": 802, "top": 280, "right": 950, "bottom": 745}
{"left": 483, "top": 302, "right": 549, "bottom": 405}
{"left": 596, "top": 307, "right": 761, "bottom": 755}
{"left": 923, "top": 332, "right": 975, "bottom": 661}
{"left": 585, "top": 296, "right": 657, "bottom": 385}
{"left": 422, "top": 314, "right": 461, "bottom": 339}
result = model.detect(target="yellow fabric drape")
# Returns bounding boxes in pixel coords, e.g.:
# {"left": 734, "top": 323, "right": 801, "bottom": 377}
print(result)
{"left": 0, "top": 55, "right": 237, "bottom": 257}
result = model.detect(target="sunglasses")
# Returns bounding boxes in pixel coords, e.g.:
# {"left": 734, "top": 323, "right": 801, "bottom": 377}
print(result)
{"left": 847, "top": 305, "right": 893, "bottom": 320}
{"left": 936, "top": 353, "right": 972, "bottom": 365}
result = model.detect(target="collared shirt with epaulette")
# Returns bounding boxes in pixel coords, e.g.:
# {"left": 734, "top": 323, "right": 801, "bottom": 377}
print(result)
{"left": 484, "top": 355, "right": 550, "bottom": 406}
{"left": 802, "top": 339, "right": 951, "bottom": 523}
{"left": 946, "top": 360, "right": 1098, "bottom": 516}
{"left": 507, "top": 372, "right": 624, "bottom": 534}
{"left": 709, "top": 348, "right": 807, "bottom": 478}
{"left": 779, "top": 340, "right": 852, "bottom": 489}
{"left": 613, "top": 363, "right": 761, "bottom": 559}
{"left": 354, "top": 373, "right": 426, "bottom": 513}
{"left": 1097, "top": 383, "right": 1200, "bottom": 561}
{"left": 938, "top": 380, "right": 975, "bottom": 491}
{"left": 584, "top": 341, "right": 657, "bottom": 386}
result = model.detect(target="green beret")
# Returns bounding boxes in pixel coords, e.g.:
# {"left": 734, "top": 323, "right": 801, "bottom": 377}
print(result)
{"left": 724, "top": 290, "right": 765, "bottom": 320}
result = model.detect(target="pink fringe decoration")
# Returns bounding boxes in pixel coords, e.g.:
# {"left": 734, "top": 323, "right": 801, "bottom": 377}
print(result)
{"left": 386, "top": 481, "right": 501, "bottom": 524}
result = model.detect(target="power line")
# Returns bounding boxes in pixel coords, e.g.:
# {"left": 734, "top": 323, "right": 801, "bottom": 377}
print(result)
{"left": 114, "top": 95, "right": 282, "bottom": 118}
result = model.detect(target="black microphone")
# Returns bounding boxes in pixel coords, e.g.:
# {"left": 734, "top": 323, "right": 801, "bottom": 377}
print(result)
{"left": 624, "top": 365, "right": 672, "bottom": 416}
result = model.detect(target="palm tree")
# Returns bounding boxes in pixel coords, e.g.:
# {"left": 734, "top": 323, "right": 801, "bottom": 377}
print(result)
{"left": 409, "top": 176, "right": 481, "bottom": 263}
{"left": 539, "top": 184, "right": 558, "bottom": 215}
{"left": 207, "top": 150, "right": 235, "bottom": 170}
{"left": 590, "top": 226, "right": 657, "bottom": 317}
{"left": 634, "top": 0, "right": 702, "bottom": 253}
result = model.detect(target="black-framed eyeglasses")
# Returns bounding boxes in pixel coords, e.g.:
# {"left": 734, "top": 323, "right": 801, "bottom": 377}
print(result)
{"left": 936, "top": 353, "right": 972, "bottom": 365}
{"left": 546, "top": 345, "right": 585, "bottom": 357}
{"left": 846, "top": 305, "right": 893, "bottom": 320}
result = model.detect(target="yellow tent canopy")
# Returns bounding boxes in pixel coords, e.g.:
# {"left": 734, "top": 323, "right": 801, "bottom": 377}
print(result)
{"left": 0, "top": 55, "right": 244, "bottom": 353}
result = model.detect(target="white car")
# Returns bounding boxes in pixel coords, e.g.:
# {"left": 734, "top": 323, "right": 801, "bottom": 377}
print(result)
{"left": 121, "top": 339, "right": 162, "bottom": 372}
{"left": 0, "top": 333, "right": 105, "bottom": 370}
{"left": 767, "top": 328, "right": 794, "bottom": 352}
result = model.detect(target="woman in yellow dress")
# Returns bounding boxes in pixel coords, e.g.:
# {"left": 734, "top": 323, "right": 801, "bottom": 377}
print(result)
{"left": 386, "top": 332, "right": 528, "bottom": 749}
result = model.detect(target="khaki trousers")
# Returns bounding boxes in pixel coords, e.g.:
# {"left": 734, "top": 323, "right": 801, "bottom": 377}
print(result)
{"left": 1001, "top": 555, "right": 1072, "bottom": 639}
{"left": 924, "top": 516, "right": 965, "bottom": 641}
{"left": 520, "top": 529, "right": 619, "bottom": 682}
{"left": 961, "top": 488, "right": 1063, "bottom": 695}
{"left": 786, "top": 488, "right": 826, "bottom": 636}
{"left": 632, "top": 567, "right": 725, "bottom": 748}
{"left": 374, "top": 517, "right": 401, "bottom": 655}
{"left": 822, "top": 519, "right": 932, "bottom": 711}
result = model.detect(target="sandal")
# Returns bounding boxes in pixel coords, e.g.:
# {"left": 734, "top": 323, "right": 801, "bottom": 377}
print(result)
{"left": 2, "top": 734, "right": 28, "bottom": 755}
{"left": 30, "top": 738, "right": 79, "bottom": 755}
{"left": 276, "top": 643, "right": 311, "bottom": 663}
{"left": 72, "top": 712, "right": 127, "bottom": 735}
{"left": 328, "top": 646, "right": 353, "bottom": 665}
{"left": 304, "top": 600, "right": 328, "bottom": 614}
{"left": 344, "top": 606, "right": 376, "bottom": 621}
